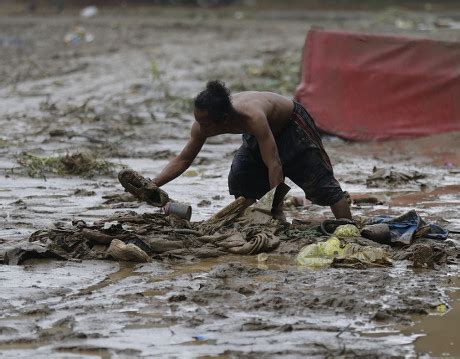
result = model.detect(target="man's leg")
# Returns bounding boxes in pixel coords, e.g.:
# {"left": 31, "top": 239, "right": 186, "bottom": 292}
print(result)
{"left": 330, "top": 196, "right": 352, "bottom": 219}
{"left": 228, "top": 146, "right": 270, "bottom": 203}
{"left": 229, "top": 151, "right": 288, "bottom": 220}
{"left": 286, "top": 149, "right": 352, "bottom": 220}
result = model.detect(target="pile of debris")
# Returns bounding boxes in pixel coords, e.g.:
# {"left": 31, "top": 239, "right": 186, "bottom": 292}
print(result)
{"left": 366, "top": 167, "right": 426, "bottom": 188}
{"left": 1, "top": 183, "right": 289, "bottom": 265}
{"left": 1, "top": 171, "right": 457, "bottom": 270}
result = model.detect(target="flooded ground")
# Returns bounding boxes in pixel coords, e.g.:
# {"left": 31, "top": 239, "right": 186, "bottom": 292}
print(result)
{"left": 0, "top": 3, "right": 459, "bottom": 357}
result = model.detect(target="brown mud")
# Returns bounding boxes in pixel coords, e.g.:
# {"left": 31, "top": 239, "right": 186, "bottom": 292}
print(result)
{"left": 1, "top": 2, "right": 459, "bottom": 357}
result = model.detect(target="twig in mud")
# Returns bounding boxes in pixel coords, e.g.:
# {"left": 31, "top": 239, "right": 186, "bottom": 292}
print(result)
{"left": 15, "top": 91, "right": 51, "bottom": 97}
{"left": 61, "top": 63, "right": 89, "bottom": 75}
{"left": 33, "top": 124, "right": 52, "bottom": 136}
{"left": 313, "top": 342, "right": 333, "bottom": 355}
{"left": 336, "top": 323, "right": 351, "bottom": 338}
{"left": 49, "top": 129, "right": 107, "bottom": 144}
{"left": 73, "top": 134, "right": 106, "bottom": 144}
{"left": 27, "top": 57, "right": 49, "bottom": 78}
{"left": 62, "top": 98, "right": 91, "bottom": 116}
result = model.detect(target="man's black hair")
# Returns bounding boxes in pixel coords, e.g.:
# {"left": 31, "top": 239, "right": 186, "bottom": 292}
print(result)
{"left": 194, "top": 80, "right": 234, "bottom": 120}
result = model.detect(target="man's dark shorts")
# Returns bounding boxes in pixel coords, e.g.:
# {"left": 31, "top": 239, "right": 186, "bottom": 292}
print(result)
{"left": 228, "top": 101, "right": 345, "bottom": 206}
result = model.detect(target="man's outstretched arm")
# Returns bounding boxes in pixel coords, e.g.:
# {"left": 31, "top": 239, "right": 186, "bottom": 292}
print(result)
{"left": 153, "top": 122, "right": 206, "bottom": 187}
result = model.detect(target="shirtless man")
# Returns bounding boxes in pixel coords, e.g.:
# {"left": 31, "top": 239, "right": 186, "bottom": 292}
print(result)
{"left": 152, "top": 80, "right": 351, "bottom": 219}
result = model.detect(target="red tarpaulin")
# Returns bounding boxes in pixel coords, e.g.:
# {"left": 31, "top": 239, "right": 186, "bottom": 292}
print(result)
{"left": 294, "top": 29, "right": 460, "bottom": 141}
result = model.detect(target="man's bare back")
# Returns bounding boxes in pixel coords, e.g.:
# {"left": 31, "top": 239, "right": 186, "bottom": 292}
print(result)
{"left": 231, "top": 91, "right": 294, "bottom": 136}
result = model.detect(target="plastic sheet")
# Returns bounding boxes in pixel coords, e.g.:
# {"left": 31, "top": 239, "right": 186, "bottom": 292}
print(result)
{"left": 295, "top": 29, "right": 460, "bottom": 141}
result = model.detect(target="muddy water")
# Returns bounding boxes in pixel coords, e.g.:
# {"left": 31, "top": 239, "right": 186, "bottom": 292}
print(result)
{"left": 408, "top": 277, "right": 460, "bottom": 357}
{"left": 1, "top": 255, "right": 455, "bottom": 357}
{"left": 1, "top": 6, "right": 459, "bottom": 357}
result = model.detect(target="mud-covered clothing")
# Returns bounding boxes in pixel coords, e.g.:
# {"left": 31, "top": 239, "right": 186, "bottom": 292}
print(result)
{"left": 228, "top": 101, "right": 345, "bottom": 206}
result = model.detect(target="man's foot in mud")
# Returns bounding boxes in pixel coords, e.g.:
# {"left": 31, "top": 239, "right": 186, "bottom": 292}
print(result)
{"left": 331, "top": 196, "right": 352, "bottom": 219}
{"left": 118, "top": 169, "right": 169, "bottom": 207}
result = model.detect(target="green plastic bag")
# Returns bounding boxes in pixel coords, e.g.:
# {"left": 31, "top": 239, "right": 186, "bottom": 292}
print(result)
{"left": 333, "top": 224, "right": 360, "bottom": 238}
{"left": 296, "top": 237, "right": 345, "bottom": 267}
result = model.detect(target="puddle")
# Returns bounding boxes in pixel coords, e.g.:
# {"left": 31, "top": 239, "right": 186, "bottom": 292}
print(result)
{"left": 407, "top": 276, "right": 460, "bottom": 357}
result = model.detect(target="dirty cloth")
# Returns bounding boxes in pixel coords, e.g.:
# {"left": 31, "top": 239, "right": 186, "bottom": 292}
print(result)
{"left": 367, "top": 210, "right": 449, "bottom": 245}
{"left": 228, "top": 101, "right": 345, "bottom": 206}
{"left": 1, "top": 212, "right": 280, "bottom": 265}
{"left": 366, "top": 167, "right": 426, "bottom": 188}
{"left": 2, "top": 185, "right": 292, "bottom": 265}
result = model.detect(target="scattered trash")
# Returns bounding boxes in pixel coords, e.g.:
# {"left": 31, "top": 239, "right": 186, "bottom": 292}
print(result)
{"left": 410, "top": 243, "right": 436, "bottom": 268}
{"left": 80, "top": 6, "right": 98, "bottom": 18}
{"left": 353, "top": 196, "right": 383, "bottom": 205}
{"left": 392, "top": 242, "right": 452, "bottom": 268}
{"left": 395, "top": 18, "right": 414, "bottom": 30}
{"left": 284, "top": 195, "right": 305, "bottom": 207}
{"left": 297, "top": 224, "right": 392, "bottom": 269}
{"left": 74, "top": 189, "right": 96, "bottom": 197}
{"left": 333, "top": 224, "right": 360, "bottom": 238}
{"left": 184, "top": 169, "right": 199, "bottom": 177}
{"left": 197, "top": 199, "right": 212, "bottom": 207}
{"left": 257, "top": 253, "right": 269, "bottom": 262}
{"left": 296, "top": 236, "right": 392, "bottom": 269}
{"left": 0, "top": 35, "right": 26, "bottom": 48}
{"left": 163, "top": 202, "right": 192, "bottom": 221}
{"left": 296, "top": 237, "right": 343, "bottom": 267}
{"left": 436, "top": 304, "right": 447, "bottom": 313}
{"left": 102, "top": 192, "right": 137, "bottom": 204}
{"left": 241, "top": 183, "right": 290, "bottom": 225}
{"left": 4, "top": 242, "right": 66, "bottom": 265}
{"left": 233, "top": 11, "right": 245, "bottom": 20}
{"left": 258, "top": 183, "right": 291, "bottom": 212}
{"left": 434, "top": 18, "right": 460, "bottom": 29}
{"left": 204, "top": 196, "right": 253, "bottom": 232}
{"left": 151, "top": 150, "right": 176, "bottom": 160}
{"left": 64, "top": 26, "right": 95, "bottom": 45}
{"left": 331, "top": 245, "right": 392, "bottom": 269}
{"left": 361, "top": 224, "right": 391, "bottom": 245}
{"left": 2, "top": 185, "right": 290, "bottom": 265}
{"left": 107, "top": 238, "right": 150, "bottom": 263}
{"left": 367, "top": 167, "right": 426, "bottom": 188}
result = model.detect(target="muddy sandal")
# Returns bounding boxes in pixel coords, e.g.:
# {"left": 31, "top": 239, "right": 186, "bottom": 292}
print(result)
{"left": 118, "top": 169, "right": 169, "bottom": 207}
